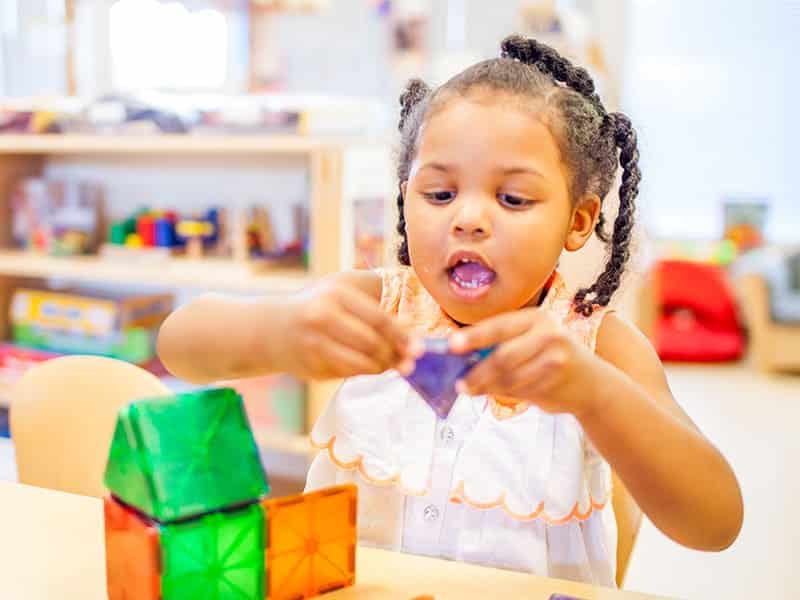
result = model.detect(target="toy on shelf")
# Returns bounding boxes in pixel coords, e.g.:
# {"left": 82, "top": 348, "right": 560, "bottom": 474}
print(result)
{"left": 106, "top": 207, "right": 221, "bottom": 259}
{"left": 0, "top": 343, "right": 60, "bottom": 382}
{"left": 11, "top": 178, "right": 105, "bottom": 256}
{"left": 0, "top": 406, "right": 8, "bottom": 438}
{"left": 405, "top": 338, "right": 494, "bottom": 419}
{"left": 175, "top": 219, "right": 213, "bottom": 258}
{"left": 239, "top": 204, "right": 308, "bottom": 269}
{"left": 723, "top": 200, "right": 768, "bottom": 254}
{"left": 102, "top": 203, "right": 309, "bottom": 269}
{"left": 353, "top": 197, "right": 386, "bottom": 269}
{"left": 9, "top": 288, "right": 173, "bottom": 364}
{"left": 0, "top": 343, "right": 61, "bottom": 407}
{"left": 103, "top": 387, "right": 357, "bottom": 600}
{"left": 0, "top": 108, "right": 61, "bottom": 133}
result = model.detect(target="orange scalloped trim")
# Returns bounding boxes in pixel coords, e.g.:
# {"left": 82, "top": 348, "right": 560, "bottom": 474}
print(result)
{"left": 311, "top": 434, "right": 429, "bottom": 496}
{"left": 312, "top": 434, "right": 608, "bottom": 525}
{"left": 449, "top": 480, "right": 607, "bottom": 525}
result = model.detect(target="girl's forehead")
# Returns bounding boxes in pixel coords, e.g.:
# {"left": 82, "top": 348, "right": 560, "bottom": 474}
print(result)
{"left": 414, "top": 96, "right": 565, "bottom": 174}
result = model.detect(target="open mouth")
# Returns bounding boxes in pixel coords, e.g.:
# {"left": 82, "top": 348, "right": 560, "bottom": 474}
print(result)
{"left": 446, "top": 252, "right": 497, "bottom": 298}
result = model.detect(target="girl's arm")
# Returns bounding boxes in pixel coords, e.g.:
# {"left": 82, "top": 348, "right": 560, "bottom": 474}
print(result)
{"left": 157, "top": 270, "right": 413, "bottom": 384}
{"left": 585, "top": 314, "right": 743, "bottom": 551}
{"left": 452, "top": 310, "right": 743, "bottom": 552}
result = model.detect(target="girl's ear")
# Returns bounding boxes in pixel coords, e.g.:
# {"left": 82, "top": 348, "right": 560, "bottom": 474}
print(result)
{"left": 565, "top": 193, "right": 602, "bottom": 252}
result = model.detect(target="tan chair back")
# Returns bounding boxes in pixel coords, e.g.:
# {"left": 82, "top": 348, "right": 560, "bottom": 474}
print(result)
{"left": 10, "top": 356, "right": 170, "bottom": 497}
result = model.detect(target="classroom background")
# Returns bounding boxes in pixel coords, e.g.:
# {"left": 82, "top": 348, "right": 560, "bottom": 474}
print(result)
{"left": 0, "top": 1, "right": 797, "bottom": 599}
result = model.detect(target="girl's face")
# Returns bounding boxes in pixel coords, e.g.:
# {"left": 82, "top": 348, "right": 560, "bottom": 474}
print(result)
{"left": 403, "top": 93, "right": 599, "bottom": 325}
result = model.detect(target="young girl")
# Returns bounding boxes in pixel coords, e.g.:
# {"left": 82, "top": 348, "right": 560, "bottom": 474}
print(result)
{"left": 158, "top": 35, "right": 742, "bottom": 586}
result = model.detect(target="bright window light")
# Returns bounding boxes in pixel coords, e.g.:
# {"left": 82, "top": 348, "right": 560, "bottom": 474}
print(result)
{"left": 110, "top": 0, "right": 228, "bottom": 91}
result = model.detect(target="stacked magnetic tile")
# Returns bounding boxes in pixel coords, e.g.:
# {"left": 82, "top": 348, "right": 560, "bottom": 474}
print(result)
{"left": 103, "top": 387, "right": 357, "bottom": 600}
{"left": 263, "top": 486, "right": 357, "bottom": 600}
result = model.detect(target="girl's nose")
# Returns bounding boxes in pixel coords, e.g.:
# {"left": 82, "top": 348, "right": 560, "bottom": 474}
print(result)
{"left": 451, "top": 198, "right": 492, "bottom": 239}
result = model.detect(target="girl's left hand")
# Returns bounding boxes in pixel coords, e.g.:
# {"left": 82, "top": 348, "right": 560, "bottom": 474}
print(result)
{"left": 450, "top": 308, "right": 599, "bottom": 417}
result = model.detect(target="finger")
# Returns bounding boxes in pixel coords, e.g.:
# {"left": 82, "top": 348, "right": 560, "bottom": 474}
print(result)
{"left": 450, "top": 311, "right": 533, "bottom": 353}
{"left": 506, "top": 348, "right": 566, "bottom": 395}
{"left": 310, "top": 334, "right": 386, "bottom": 378}
{"left": 336, "top": 286, "right": 413, "bottom": 356}
{"left": 462, "top": 326, "right": 563, "bottom": 395}
{"left": 459, "top": 355, "right": 534, "bottom": 398}
{"left": 322, "top": 310, "right": 396, "bottom": 368}
{"left": 456, "top": 324, "right": 544, "bottom": 390}
{"left": 459, "top": 352, "right": 521, "bottom": 396}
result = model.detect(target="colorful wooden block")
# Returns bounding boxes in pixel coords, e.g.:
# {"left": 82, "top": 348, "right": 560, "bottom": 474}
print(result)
{"left": 160, "top": 503, "right": 265, "bottom": 600}
{"left": 104, "top": 496, "right": 161, "bottom": 600}
{"left": 104, "top": 387, "right": 269, "bottom": 523}
{"left": 262, "top": 484, "right": 357, "bottom": 599}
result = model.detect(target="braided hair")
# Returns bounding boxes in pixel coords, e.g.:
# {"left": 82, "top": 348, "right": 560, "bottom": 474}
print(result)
{"left": 395, "top": 34, "right": 641, "bottom": 316}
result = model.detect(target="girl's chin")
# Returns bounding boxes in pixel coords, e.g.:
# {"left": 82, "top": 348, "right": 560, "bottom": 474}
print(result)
{"left": 447, "top": 270, "right": 495, "bottom": 302}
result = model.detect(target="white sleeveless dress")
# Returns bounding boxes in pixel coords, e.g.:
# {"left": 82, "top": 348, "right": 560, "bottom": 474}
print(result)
{"left": 305, "top": 267, "right": 618, "bottom": 586}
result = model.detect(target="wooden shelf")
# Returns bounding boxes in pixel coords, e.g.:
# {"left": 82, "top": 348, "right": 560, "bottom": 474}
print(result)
{"left": 0, "top": 135, "right": 352, "bottom": 432}
{"left": 0, "top": 251, "right": 309, "bottom": 293}
{"left": 0, "top": 134, "right": 353, "bottom": 156}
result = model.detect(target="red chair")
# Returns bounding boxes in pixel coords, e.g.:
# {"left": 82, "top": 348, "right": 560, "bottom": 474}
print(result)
{"left": 653, "top": 260, "right": 744, "bottom": 362}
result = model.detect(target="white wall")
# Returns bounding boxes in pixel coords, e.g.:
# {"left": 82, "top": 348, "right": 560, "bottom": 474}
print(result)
{"left": 0, "top": 0, "right": 68, "bottom": 97}
{"left": 623, "top": 0, "right": 798, "bottom": 243}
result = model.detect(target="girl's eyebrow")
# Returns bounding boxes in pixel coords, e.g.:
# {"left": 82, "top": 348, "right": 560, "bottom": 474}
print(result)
{"left": 418, "top": 162, "right": 453, "bottom": 173}
{"left": 499, "top": 166, "right": 545, "bottom": 178}
{"left": 417, "top": 163, "right": 544, "bottom": 178}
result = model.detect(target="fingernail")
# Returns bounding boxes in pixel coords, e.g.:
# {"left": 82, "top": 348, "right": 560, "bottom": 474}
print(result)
{"left": 450, "top": 333, "right": 466, "bottom": 350}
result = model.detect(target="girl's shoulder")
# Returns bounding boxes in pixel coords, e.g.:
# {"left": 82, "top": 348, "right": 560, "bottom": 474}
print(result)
{"left": 541, "top": 273, "right": 614, "bottom": 354}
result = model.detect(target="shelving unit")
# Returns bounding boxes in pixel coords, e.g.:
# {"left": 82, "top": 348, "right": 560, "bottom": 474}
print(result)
{"left": 0, "top": 135, "right": 352, "bottom": 156}
{"left": 0, "top": 134, "right": 369, "bottom": 457}
{"left": 0, "top": 251, "right": 309, "bottom": 293}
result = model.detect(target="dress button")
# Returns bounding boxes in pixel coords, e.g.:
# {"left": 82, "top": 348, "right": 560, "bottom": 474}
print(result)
{"left": 439, "top": 425, "right": 455, "bottom": 445}
{"left": 423, "top": 504, "right": 440, "bottom": 522}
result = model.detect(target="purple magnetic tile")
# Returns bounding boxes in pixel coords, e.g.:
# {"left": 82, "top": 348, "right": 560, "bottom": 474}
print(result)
{"left": 404, "top": 338, "right": 492, "bottom": 419}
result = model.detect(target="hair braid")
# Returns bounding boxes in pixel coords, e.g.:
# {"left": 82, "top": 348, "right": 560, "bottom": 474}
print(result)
{"left": 574, "top": 113, "right": 641, "bottom": 316}
{"left": 500, "top": 35, "right": 606, "bottom": 118}
{"left": 594, "top": 212, "right": 609, "bottom": 243}
{"left": 397, "top": 78, "right": 431, "bottom": 265}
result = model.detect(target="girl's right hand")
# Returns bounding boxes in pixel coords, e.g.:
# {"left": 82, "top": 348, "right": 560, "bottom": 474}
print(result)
{"left": 278, "top": 278, "right": 415, "bottom": 380}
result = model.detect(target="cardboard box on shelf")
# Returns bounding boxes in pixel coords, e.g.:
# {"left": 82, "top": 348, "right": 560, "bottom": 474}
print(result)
{"left": 9, "top": 289, "right": 173, "bottom": 364}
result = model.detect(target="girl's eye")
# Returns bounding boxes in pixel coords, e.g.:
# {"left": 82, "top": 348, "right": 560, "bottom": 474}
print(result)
{"left": 498, "top": 193, "right": 533, "bottom": 209}
{"left": 423, "top": 191, "right": 456, "bottom": 204}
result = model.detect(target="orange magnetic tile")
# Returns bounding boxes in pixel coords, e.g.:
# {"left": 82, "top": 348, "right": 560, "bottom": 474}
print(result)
{"left": 262, "top": 484, "right": 357, "bottom": 600}
{"left": 104, "top": 496, "right": 161, "bottom": 600}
